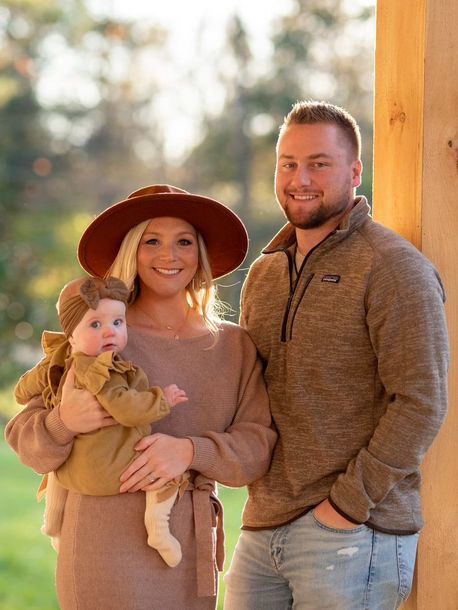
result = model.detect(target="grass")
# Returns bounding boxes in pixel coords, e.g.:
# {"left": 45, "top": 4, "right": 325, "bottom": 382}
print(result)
{"left": 217, "top": 485, "right": 247, "bottom": 607}
{"left": 0, "top": 431, "right": 246, "bottom": 609}
{"left": 0, "top": 433, "right": 59, "bottom": 610}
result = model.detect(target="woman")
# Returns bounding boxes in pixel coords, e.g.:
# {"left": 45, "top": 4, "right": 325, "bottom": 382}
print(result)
{"left": 5, "top": 184, "right": 276, "bottom": 610}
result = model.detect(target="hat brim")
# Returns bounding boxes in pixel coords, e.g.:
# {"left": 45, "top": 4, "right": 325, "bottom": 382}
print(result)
{"left": 78, "top": 192, "right": 249, "bottom": 280}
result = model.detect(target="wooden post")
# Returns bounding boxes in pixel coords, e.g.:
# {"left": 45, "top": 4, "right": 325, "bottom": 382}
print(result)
{"left": 373, "top": 1, "right": 458, "bottom": 608}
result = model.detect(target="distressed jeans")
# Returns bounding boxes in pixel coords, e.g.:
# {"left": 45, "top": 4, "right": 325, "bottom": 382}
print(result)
{"left": 224, "top": 510, "right": 418, "bottom": 610}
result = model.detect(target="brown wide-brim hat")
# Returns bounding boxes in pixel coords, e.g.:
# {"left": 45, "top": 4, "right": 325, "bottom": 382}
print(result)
{"left": 78, "top": 184, "right": 249, "bottom": 280}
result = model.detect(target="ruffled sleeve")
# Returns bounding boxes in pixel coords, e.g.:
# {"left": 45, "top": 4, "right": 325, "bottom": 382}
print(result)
{"left": 72, "top": 352, "right": 170, "bottom": 427}
{"left": 72, "top": 351, "right": 136, "bottom": 395}
{"left": 14, "top": 331, "right": 69, "bottom": 406}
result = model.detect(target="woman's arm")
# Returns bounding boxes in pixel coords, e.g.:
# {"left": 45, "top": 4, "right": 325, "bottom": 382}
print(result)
{"left": 5, "top": 368, "right": 117, "bottom": 473}
{"left": 188, "top": 352, "right": 276, "bottom": 487}
{"left": 5, "top": 394, "right": 75, "bottom": 474}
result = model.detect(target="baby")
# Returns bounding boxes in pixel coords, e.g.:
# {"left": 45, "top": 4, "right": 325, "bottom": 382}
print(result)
{"left": 14, "top": 276, "right": 188, "bottom": 567}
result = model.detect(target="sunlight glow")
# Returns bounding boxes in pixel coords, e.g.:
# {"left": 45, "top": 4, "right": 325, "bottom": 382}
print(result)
{"left": 34, "top": 0, "right": 375, "bottom": 161}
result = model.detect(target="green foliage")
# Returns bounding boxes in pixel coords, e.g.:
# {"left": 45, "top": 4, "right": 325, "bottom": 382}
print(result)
{"left": 0, "top": 0, "right": 375, "bottom": 389}
{"left": 183, "top": 0, "right": 375, "bottom": 221}
{"left": 0, "top": 1, "right": 168, "bottom": 387}
{"left": 0, "top": 208, "right": 92, "bottom": 384}
{"left": 0, "top": 383, "right": 19, "bottom": 423}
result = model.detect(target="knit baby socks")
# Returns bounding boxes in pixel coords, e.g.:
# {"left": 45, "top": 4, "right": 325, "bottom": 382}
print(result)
{"left": 144, "top": 486, "right": 182, "bottom": 567}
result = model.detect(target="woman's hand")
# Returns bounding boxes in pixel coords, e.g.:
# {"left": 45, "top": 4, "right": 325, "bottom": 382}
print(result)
{"left": 119, "top": 433, "right": 194, "bottom": 493}
{"left": 59, "top": 367, "right": 117, "bottom": 433}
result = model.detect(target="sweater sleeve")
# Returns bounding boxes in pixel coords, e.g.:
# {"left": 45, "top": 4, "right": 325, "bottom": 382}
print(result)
{"left": 329, "top": 250, "right": 449, "bottom": 523}
{"left": 188, "top": 332, "right": 277, "bottom": 487}
{"left": 4, "top": 395, "right": 76, "bottom": 474}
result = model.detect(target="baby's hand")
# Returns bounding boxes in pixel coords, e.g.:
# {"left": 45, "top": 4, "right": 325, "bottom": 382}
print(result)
{"left": 163, "top": 384, "right": 188, "bottom": 407}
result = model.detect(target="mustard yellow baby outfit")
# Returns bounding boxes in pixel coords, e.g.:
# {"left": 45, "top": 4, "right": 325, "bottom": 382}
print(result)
{"left": 15, "top": 330, "right": 186, "bottom": 566}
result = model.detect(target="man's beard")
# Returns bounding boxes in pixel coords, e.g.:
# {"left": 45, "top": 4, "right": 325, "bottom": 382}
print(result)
{"left": 283, "top": 186, "right": 353, "bottom": 230}
{"left": 285, "top": 201, "right": 348, "bottom": 229}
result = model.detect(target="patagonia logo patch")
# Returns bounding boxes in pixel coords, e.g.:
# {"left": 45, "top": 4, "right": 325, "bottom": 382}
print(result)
{"left": 321, "top": 274, "right": 341, "bottom": 283}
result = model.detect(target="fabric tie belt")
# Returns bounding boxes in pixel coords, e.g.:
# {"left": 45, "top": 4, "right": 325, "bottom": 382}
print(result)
{"left": 186, "top": 475, "right": 225, "bottom": 597}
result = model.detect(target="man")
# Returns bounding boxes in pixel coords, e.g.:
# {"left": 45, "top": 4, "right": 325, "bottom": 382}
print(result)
{"left": 224, "top": 101, "right": 449, "bottom": 610}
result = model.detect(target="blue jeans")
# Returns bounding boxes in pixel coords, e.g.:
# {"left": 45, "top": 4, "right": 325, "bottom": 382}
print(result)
{"left": 224, "top": 510, "right": 418, "bottom": 610}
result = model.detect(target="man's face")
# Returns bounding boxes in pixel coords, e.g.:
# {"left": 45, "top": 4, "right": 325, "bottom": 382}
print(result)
{"left": 275, "top": 122, "right": 362, "bottom": 231}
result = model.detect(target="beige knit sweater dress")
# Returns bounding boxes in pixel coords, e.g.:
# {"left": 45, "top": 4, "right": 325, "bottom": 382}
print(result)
{"left": 5, "top": 322, "right": 276, "bottom": 610}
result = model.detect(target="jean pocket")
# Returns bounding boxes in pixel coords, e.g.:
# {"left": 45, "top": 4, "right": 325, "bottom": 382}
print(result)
{"left": 311, "top": 509, "right": 367, "bottom": 534}
{"left": 396, "top": 533, "right": 419, "bottom": 600}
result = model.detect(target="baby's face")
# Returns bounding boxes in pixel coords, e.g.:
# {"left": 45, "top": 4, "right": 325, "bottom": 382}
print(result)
{"left": 69, "top": 299, "right": 127, "bottom": 357}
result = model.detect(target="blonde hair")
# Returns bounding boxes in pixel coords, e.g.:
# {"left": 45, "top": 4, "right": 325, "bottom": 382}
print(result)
{"left": 107, "top": 220, "right": 150, "bottom": 293}
{"left": 105, "top": 219, "right": 222, "bottom": 336}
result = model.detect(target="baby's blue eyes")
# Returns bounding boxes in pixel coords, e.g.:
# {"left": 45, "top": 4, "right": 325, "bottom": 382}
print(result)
{"left": 89, "top": 319, "right": 123, "bottom": 329}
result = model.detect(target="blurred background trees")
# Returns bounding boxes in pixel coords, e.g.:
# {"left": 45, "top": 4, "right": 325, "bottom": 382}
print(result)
{"left": 0, "top": 0, "right": 375, "bottom": 393}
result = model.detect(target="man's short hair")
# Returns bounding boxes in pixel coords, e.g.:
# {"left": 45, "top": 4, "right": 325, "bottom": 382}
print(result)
{"left": 279, "top": 100, "right": 361, "bottom": 159}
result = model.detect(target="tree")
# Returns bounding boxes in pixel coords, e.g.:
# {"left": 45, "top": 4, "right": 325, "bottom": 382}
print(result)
{"left": 0, "top": 0, "right": 170, "bottom": 387}
{"left": 0, "top": 0, "right": 65, "bottom": 383}
{"left": 0, "top": 0, "right": 376, "bottom": 388}
{"left": 182, "top": 0, "right": 375, "bottom": 309}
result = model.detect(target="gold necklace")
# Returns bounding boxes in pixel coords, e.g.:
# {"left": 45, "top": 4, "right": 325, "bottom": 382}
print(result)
{"left": 135, "top": 304, "right": 191, "bottom": 340}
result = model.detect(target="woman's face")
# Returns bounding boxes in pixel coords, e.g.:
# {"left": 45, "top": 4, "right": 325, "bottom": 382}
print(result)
{"left": 136, "top": 216, "right": 199, "bottom": 299}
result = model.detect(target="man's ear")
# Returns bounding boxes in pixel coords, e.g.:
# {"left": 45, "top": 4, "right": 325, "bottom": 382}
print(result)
{"left": 352, "top": 159, "right": 363, "bottom": 188}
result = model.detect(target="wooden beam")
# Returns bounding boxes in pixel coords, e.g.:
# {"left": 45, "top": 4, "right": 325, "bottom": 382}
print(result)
{"left": 373, "top": 0, "right": 426, "bottom": 246}
{"left": 373, "top": 1, "right": 458, "bottom": 608}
